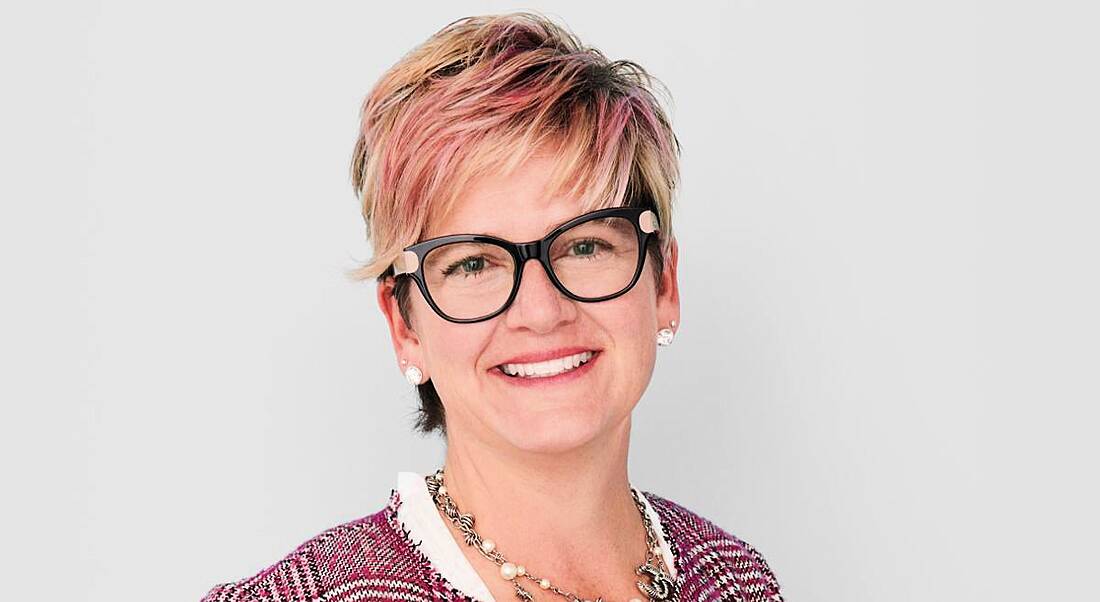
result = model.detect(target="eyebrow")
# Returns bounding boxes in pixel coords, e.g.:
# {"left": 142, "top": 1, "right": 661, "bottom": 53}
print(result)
{"left": 429, "top": 218, "right": 567, "bottom": 242}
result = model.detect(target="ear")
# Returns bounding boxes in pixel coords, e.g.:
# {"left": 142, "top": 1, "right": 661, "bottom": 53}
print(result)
{"left": 656, "top": 236, "right": 681, "bottom": 333}
{"left": 377, "top": 277, "right": 426, "bottom": 377}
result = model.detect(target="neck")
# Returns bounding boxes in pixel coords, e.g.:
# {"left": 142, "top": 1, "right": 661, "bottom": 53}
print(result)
{"left": 438, "top": 416, "right": 644, "bottom": 578}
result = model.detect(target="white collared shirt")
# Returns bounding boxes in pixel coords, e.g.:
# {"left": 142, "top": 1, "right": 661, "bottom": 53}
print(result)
{"left": 394, "top": 471, "right": 678, "bottom": 602}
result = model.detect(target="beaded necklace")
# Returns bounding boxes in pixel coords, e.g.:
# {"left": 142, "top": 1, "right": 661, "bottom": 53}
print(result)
{"left": 425, "top": 468, "right": 677, "bottom": 602}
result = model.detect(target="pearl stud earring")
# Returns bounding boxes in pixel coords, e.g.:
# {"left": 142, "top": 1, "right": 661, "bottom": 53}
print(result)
{"left": 404, "top": 365, "right": 424, "bottom": 386}
{"left": 656, "top": 320, "right": 677, "bottom": 347}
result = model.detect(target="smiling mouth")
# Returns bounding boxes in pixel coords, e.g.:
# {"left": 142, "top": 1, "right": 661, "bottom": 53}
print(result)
{"left": 496, "top": 350, "right": 596, "bottom": 378}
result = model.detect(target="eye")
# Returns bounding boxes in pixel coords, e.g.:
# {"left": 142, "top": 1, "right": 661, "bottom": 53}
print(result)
{"left": 563, "top": 238, "right": 611, "bottom": 259}
{"left": 572, "top": 240, "right": 598, "bottom": 256}
{"left": 442, "top": 255, "right": 488, "bottom": 277}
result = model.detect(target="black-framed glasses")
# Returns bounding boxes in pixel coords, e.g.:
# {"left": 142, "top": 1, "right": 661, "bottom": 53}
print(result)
{"left": 391, "top": 206, "right": 660, "bottom": 323}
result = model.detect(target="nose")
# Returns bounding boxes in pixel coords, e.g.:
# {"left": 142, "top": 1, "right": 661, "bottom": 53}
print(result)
{"left": 503, "top": 258, "right": 576, "bottom": 333}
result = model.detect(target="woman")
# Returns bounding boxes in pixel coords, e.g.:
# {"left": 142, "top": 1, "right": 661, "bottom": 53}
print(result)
{"left": 202, "top": 12, "right": 782, "bottom": 602}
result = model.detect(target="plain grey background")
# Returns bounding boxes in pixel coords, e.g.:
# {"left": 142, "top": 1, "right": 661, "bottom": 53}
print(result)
{"left": 3, "top": 1, "right": 1097, "bottom": 600}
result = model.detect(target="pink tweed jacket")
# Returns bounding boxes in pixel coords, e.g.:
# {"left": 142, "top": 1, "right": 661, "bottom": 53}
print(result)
{"left": 201, "top": 488, "right": 783, "bottom": 602}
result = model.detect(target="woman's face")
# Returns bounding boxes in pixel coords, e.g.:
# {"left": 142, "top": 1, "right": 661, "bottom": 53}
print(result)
{"left": 378, "top": 153, "right": 679, "bottom": 454}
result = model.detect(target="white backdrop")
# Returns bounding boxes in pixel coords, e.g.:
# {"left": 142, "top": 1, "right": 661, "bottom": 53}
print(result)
{"left": 3, "top": 1, "right": 1097, "bottom": 600}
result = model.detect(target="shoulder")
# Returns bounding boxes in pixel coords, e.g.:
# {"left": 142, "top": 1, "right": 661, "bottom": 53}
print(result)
{"left": 199, "top": 490, "right": 459, "bottom": 602}
{"left": 642, "top": 490, "right": 785, "bottom": 602}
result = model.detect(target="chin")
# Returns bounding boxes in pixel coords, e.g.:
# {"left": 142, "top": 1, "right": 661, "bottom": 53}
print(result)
{"left": 493, "top": 405, "right": 619, "bottom": 455}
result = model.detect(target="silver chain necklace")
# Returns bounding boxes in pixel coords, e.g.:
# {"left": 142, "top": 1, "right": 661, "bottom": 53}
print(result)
{"left": 425, "top": 468, "right": 677, "bottom": 602}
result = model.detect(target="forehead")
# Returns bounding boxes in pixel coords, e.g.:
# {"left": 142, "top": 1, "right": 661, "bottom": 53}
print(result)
{"left": 424, "top": 154, "right": 589, "bottom": 241}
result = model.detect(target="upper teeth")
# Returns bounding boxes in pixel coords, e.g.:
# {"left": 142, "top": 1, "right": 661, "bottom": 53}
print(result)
{"left": 500, "top": 351, "right": 594, "bottom": 378}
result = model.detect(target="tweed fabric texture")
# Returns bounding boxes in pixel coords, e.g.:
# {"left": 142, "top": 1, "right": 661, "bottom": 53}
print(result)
{"left": 201, "top": 489, "right": 783, "bottom": 602}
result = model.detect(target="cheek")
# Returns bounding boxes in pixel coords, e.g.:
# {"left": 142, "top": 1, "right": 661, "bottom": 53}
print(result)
{"left": 617, "top": 269, "right": 661, "bottom": 328}
{"left": 597, "top": 280, "right": 660, "bottom": 374}
{"left": 410, "top": 301, "right": 489, "bottom": 379}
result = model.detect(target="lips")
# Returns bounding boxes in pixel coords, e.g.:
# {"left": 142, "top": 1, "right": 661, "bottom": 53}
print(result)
{"left": 498, "top": 350, "right": 595, "bottom": 378}
{"left": 492, "top": 347, "right": 601, "bottom": 380}
{"left": 491, "top": 351, "right": 601, "bottom": 387}
{"left": 495, "top": 346, "right": 599, "bottom": 365}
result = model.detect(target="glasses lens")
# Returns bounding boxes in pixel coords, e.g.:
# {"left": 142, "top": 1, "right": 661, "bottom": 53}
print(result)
{"left": 422, "top": 241, "right": 516, "bottom": 320}
{"left": 549, "top": 215, "right": 641, "bottom": 299}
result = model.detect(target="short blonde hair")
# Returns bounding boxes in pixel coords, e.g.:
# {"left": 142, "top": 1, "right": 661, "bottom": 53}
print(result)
{"left": 347, "top": 11, "right": 681, "bottom": 283}
{"left": 349, "top": 12, "right": 683, "bottom": 436}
